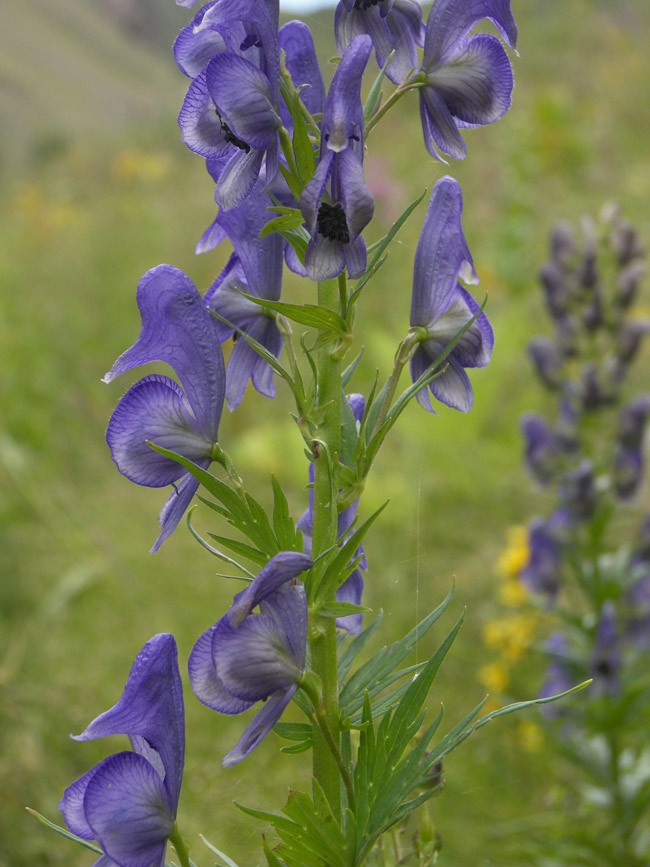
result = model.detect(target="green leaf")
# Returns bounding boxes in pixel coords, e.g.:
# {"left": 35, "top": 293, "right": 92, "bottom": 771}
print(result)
{"left": 200, "top": 835, "right": 243, "bottom": 867}
{"left": 290, "top": 90, "right": 317, "bottom": 183}
{"left": 274, "top": 722, "right": 313, "bottom": 742}
{"left": 474, "top": 680, "right": 592, "bottom": 731}
{"left": 206, "top": 534, "right": 268, "bottom": 566}
{"left": 341, "top": 349, "right": 364, "bottom": 388}
{"left": 339, "top": 583, "right": 454, "bottom": 714}
{"left": 280, "top": 226, "right": 310, "bottom": 266}
{"left": 340, "top": 388, "right": 360, "bottom": 467}
{"left": 363, "top": 50, "right": 395, "bottom": 126}
{"left": 235, "top": 291, "right": 350, "bottom": 337}
{"left": 262, "top": 836, "right": 288, "bottom": 867}
{"left": 279, "top": 162, "right": 303, "bottom": 201}
{"left": 260, "top": 212, "right": 306, "bottom": 239}
{"left": 338, "top": 611, "right": 384, "bottom": 683}
{"left": 272, "top": 475, "right": 299, "bottom": 551}
{"left": 26, "top": 809, "right": 103, "bottom": 855}
{"left": 351, "top": 189, "right": 427, "bottom": 302}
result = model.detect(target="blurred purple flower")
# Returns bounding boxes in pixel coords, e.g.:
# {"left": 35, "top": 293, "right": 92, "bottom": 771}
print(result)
{"left": 539, "top": 632, "right": 574, "bottom": 718}
{"left": 590, "top": 602, "right": 621, "bottom": 698}
{"left": 189, "top": 552, "right": 312, "bottom": 766}
{"left": 335, "top": 0, "right": 425, "bottom": 85}
{"left": 418, "top": 0, "right": 517, "bottom": 161}
{"left": 60, "top": 634, "right": 184, "bottom": 867}
{"left": 300, "top": 36, "right": 375, "bottom": 281}
{"left": 520, "top": 413, "right": 561, "bottom": 484}
{"left": 520, "top": 511, "right": 568, "bottom": 600}
{"left": 410, "top": 176, "right": 493, "bottom": 413}
{"left": 528, "top": 337, "right": 563, "bottom": 390}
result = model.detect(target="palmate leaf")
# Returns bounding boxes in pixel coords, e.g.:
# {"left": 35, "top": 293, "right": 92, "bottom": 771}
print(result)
{"left": 339, "top": 583, "right": 455, "bottom": 716}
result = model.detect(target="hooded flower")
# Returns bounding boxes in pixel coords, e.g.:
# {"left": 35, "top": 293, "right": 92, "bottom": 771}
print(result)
{"left": 189, "top": 552, "right": 312, "bottom": 766}
{"left": 520, "top": 413, "right": 561, "bottom": 484}
{"left": 520, "top": 511, "right": 568, "bottom": 601}
{"left": 418, "top": 0, "right": 517, "bottom": 161}
{"left": 298, "top": 394, "right": 367, "bottom": 634}
{"left": 409, "top": 176, "right": 493, "bottom": 413}
{"left": 335, "top": 0, "right": 425, "bottom": 85}
{"left": 176, "top": 1, "right": 282, "bottom": 209}
{"left": 60, "top": 634, "right": 185, "bottom": 867}
{"left": 104, "top": 265, "right": 225, "bottom": 552}
{"left": 202, "top": 186, "right": 284, "bottom": 410}
{"left": 300, "top": 35, "right": 375, "bottom": 281}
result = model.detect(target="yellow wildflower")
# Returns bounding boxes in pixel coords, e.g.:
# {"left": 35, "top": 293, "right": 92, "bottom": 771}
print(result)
{"left": 483, "top": 614, "right": 538, "bottom": 662}
{"left": 496, "top": 526, "right": 530, "bottom": 580}
{"left": 516, "top": 720, "right": 544, "bottom": 753}
{"left": 477, "top": 662, "right": 510, "bottom": 694}
{"left": 111, "top": 148, "right": 171, "bottom": 184}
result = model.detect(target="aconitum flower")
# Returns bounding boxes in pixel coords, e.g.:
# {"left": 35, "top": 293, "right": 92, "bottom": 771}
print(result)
{"left": 189, "top": 552, "right": 312, "bottom": 766}
{"left": 590, "top": 602, "right": 621, "bottom": 698}
{"left": 300, "top": 35, "right": 375, "bottom": 281}
{"left": 520, "top": 511, "right": 567, "bottom": 600}
{"left": 60, "top": 634, "right": 184, "bottom": 866}
{"left": 410, "top": 176, "right": 493, "bottom": 413}
{"left": 335, "top": 0, "right": 425, "bottom": 85}
{"left": 104, "top": 266, "right": 225, "bottom": 552}
{"left": 202, "top": 187, "right": 284, "bottom": 409}
{"left": 418, "top": 0, "right": 517, "bottom": 161}
{"left": 520, "top": 413, "right": 561, "bottom": 484}
{"left": 298, "top": 394, "right": 367, "bottom": 634}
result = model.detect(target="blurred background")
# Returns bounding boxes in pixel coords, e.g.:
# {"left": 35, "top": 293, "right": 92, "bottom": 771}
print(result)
{"left": 1, "top": 0, "right": 649, "bottom": 864}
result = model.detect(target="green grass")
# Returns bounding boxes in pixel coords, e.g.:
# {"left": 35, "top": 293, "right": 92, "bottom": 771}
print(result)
{"left": 1, "top": 0, "right": 650, "bottom": 864}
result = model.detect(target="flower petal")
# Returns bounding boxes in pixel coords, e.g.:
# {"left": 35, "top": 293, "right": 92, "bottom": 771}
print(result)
{"left": 337, "top": 148, "right": 375, "bottom": 240}
{"left": 336, "top": 568, "right": 364, "bottom": 635}
{"left": 411, "top": 177, "right": 477, "bottom": 326}
{"left": 260, "top": 581, "right": 308, "bottom": 665}
{"left": 410, "top": 347, "right": 437, "bottom": 414}
{"left": 84, "top": 752, "right": 173, "bottom": 867}
{"left": 305, "top": 234, "right": 347, "bottom": 282}
{"left": 321, "top": 35, "right": 371, "bottom": 153}
{"left": 103, "top": 266, "right": 224, "bottom": 443}
{"left": 188, "top": 624, "right": 255, "bottom": 714}
{"left": 300, "top": 149, "right": 336, "bottom": 232}
{"left": 229, "top": 551, "right": 313, "bottom": 627}
{"left": 214, "top": 615, "right": 303, "bottom": 701}
{"left": 174, "top": 10, "right": 227, "bottom": 79}
{"left": 343, "top": 235, "right": 368, "bottom": 280}
{"left": 423, "top": 0, "right": 517, "bottom": 69}
{"left": 335, "top": 6, "right": 393, "bottom": 78}
{"left": 59, "top": 761, "right": 108, "bottom": 839}
{"left": 279, "top": 21, "right": 326, "bottom": 116}
{"left": 206, "top": 53, "right": 279, "bottom": 150}
{"left": 419, "top": 85, "right": 466, "bottom": 160}
{"left": 428, "top": 351, "right": 474, "bottom": 412}
{"left": 178, "top": 72, "right": 232, "bottom": 159}
{"left": 427, "top": 34, "right": 513, "bottom": 127}
{"left": 425, "top": 288, "right": 492, "bottom": 368}
{"left": 222, "top": 685, "right": 297, "bottom": 767}
{"left": 152, "top": 469, "right": 204, "bottom": 554}
{"left": 216, "top": 148, "right": 265, "bottom": 210}
{"left": 107, "top": 375, "right": 212, "bottom": 488}
{"left": 72, "top": 634, "right": 185, "bottom": 809}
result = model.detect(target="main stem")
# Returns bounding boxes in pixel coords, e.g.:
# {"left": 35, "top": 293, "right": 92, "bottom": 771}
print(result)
{"left": 311, "top": 277, "right": 343, "bottom": 817}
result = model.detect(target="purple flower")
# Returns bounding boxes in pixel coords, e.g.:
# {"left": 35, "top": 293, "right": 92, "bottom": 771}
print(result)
{"left": 560, "top": 460, "right": 597, "bottom": 521}
{"left": 418, "top": 0, "right": 516, "bottom": 161}
{"left": 409, "top": 176, "right": 493, "bottom": 413}
{"left": 520, "top": 413, "right": 561, "bottom": 484}
{"left": 527, "top": 337, "right": 563, "bottom": 390}
{"left": 590, "top": 602, "right": 621, "bottom": 698}
{"left": 59, "top": 634, "right": 184, "bottom": 867}
{"left": 202, "top": 187, "right": 284, "bottom": 410}
{"left": 176, "top": 1, "right": 281, "bottom": 208}
{"left": 539, "top": 632, "right": 574, "bottom": 718}
{"left": 520, "top": 511, "right": 568, "bottom": 600}
{"left": 298, "top": 395, "right": 367, "bottom": 634}
{"left": 278, "top": 20, "right": 326, "bottom": 119}
{"left": 189, "top": 552, "right": 312, "bottom": 766}
{"left": 335, "top": 0, "right": 425, "bottom": 85}
{"left": 104, "top": 265, "right": 225, "bottom": 552}
{"left": 300, "top": 36, "right": 375, "bottom": 281}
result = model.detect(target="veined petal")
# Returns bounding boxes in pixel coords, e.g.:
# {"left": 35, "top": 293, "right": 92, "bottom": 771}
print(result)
{"left": 337, "top": 148, "right": 375, "bottom": 239}
{"left": 343, "top": 235, "right": 368, "bottom": 279}
{"left": 84, "top": 752, "right": 173, "bottom": 867}
{"left": 196, "top": 214, "right": 228, "bottom": 255}
{"left": 335, "top": 7, "right": 393, "bottom": 76}
{"left": 423, "top": 0, "right": 517, "bottom": 69}
{"left": 188, "top": 624, "right": 254, "bottom": 714}
{"left": 411, "top": 177, "right": 477, "bottom": 325}
{"left": 411, "top": 346, "right": 436, "bottom": 413}
{"left": 224, "top": 315, "right": 283, "bottom": 409}
{"left": 385, "top": 0, "right": 425, "bottom": 84}
{"left": 222, "top": 685, "right": 297, "bottom": 767}
{"left": 424, "top": 288, "right": 492, "bottom": 368}
{"left": 419, "top": 86, "right": 466, "bottom": 160}
{"left": 322, "top": 35, "right": 372, "bottom": 153}
{"left": 428, "top": 34, "right": 513, "bottom": 126}
{"left": 107, "top": 375, "right": 213, "bottom": 488}
{"left": 152, "top": 470, "right": 203, "bottom": 554}
{"left": 174, "top": 9, "right": 227, "bottom": 78}
{"left": 249, "top": 316, "right": 283, "bottom": 398}
{"left": 427, "top": 349, "right": 474, "bottom": 412}
{"left": 216, "top": 148, "right": 265, "bottom": 210}
{"left": 260, "top": 582, "right": 308, "bottom": 665}
{"left": 229, "top": 552, "right": 313, "bottom": 627}
{"left": 214, "top": 616, "right": 303, "bottom": 701}
{"left": 59, "top": 761, "right": 108, "bottom": 840}
{"left": 206, "top": 255, "right": 261, "bottom": 337}
{"left": 179, "top": 72, "right": 232, "bottom": 159}
{"left": 206, "top": 53, "right": 280, "bottom": 150}
{"left": 336, "top": 568, "right": 364, "bottom": 634}
{"left": 305, "top": 235, "right": 346, "bottom": 282}
{"left": 72, "top": 634, "right": 185, "bottom": 809}
{"left": 300, "top": 149, "right": 336, "bottom": 231}
{"left": 103, "top": 266, "right": 225, "bottom": 443}
{"left": 279, "top": 21, "right": 326, "bottom": 116}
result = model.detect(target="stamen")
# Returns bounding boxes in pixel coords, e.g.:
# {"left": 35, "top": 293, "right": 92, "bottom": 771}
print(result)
{"left": 354, "top": 0, "right": 381, "bottom": 9}
{"left": 216, "top": 110, "right": 251, "bottom": 153}
{"left": 317, "top": 202, "right": 350, "bottom": 244}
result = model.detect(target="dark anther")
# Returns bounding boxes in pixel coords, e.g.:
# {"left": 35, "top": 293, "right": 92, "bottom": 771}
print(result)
{"left": 232, "top": 332, "right": 239, "bottom": 343}
{"left": 317, "top": 202, "right": 350, "bottom": 244}
{"left": 215, "top": 110, "right": 250, "bottom": 153}
{"left": 240, "top": 33, "right": 262, "bottom": 51}
{"left": 354, "top": 0, "right": 381, "bottom": 9}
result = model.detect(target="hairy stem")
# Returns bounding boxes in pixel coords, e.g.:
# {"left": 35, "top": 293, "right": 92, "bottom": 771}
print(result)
{"left": 310, "top": 278, "right": 343, "bottom": 816}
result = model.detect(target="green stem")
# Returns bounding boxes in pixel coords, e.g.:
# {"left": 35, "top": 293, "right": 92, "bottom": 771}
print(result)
{"left": 370, "top": 330, "right": 425, "bottom": 439}
{"left": 168, "top": 824, "right": 192, "bottom": 867}
{"left": 310, "top": 278, "right": 343, "bottom": 816}
{"left": 365, "top": 75, "right": 425, "bottom": 138}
